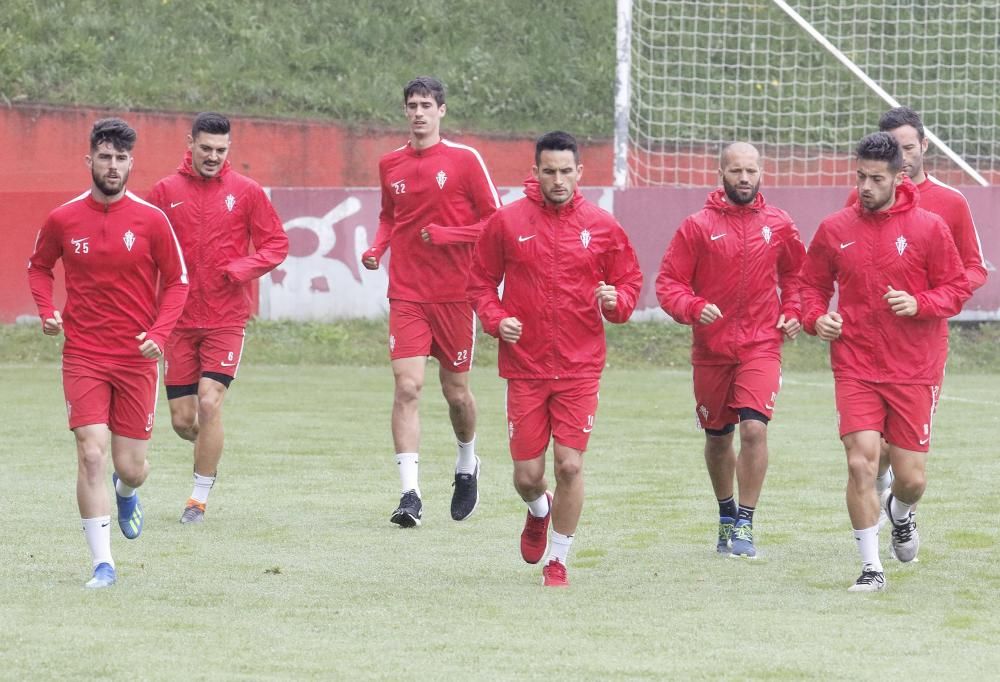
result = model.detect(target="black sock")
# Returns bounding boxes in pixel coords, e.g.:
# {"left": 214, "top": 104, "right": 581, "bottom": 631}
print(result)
{"left": 737, "top": 504, "right": 755, "bottom": 524}
{"left": 718, "top": 496, "right": 737, "bottom": 520}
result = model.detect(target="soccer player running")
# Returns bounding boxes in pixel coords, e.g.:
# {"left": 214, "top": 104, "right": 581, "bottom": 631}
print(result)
{"left": 148, "top": 112, "right": 289, "bottom": 524}
{"left": 362, "top": 77, "right": 500, "bottom": 527}
{"left": 801, "top": 133, "right": 971, "bottom": 592}
{"left": 27, "top": 118, "right": 189, "bottom": 588}
{"left": 844, "top": 107, "right": 989, "bottom": 515}
{"left": 468, "top": 131, "right": 643, "bottom": 587}
{"left": 656, "top": 142, "right": 805, "bottom": 559}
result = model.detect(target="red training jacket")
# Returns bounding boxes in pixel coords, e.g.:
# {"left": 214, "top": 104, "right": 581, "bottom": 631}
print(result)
{"left": 802, "top": 180, "right": 972, "bottom": 384}
{"left": 467, "top": 177, "right": 643, "bottom": 380}
{"left": 845, "top": 175, "right": 987, "bottom": 291}
{"left": 656, "top": 189, "right": 806, "bottom": 365}
{"left": 364, "top": 139, "right": 501, "bottom": 303}
{"left": 28, "top": 190, "right": 189, "bottom": 361}
{"left": 147, "top": 152, "right": 289, "bottom": 329}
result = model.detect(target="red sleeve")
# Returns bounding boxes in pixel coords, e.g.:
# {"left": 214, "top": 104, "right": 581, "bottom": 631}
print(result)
{"left": 145, "top": 217, "right": 189, "bottom": 349}
{"left": 466, "top": 212, "right": 509, "bottom": 336}
{"left": 914, "top": 218, "right": 973, "bottom": 319}
{"left": 224, "top": 187, "right": 289, "bottom": 284}
{"left": 948, "top": 197, "right": 988, "bottom": 291}
{"left": 146, "top": 181, "right": 165, "bottom": 211}
{"left": 363, "top": 165, "right": 394, "bottom": 264}
{"left": 600, "top": 223, "right": 643, "bottom": 323}
{"left": 655, "top": 219, "right": 708, "bottom": 325}
{"left": 777, "top": 221, "right": 806, "bottom": 321}
{"left": 799, "top": 224, "right": 836, "bottom": 335}
{"left": 27, "top": 219, "right": 61, "bottom": 322}
{"left": 424, "top": 152, "right": 501, "bottom": 245}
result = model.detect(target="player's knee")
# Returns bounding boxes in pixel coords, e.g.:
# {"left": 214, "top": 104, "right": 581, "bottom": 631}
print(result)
{"left": 394, "top": 376, "right": 423, "bottom": 405}
{"left": 197, "top": 397, "right": 224, "bottom": 424}
{"left": 116, "top": 461, "right": 148, "bottom": 487}
{"left": 846, "top": 451, "right": 877, "bottom": 484}
{"left": 554, "top": 456, "right": 582, "bottom": 482}
{"left": 513, "top": 467, "right": 542, "bottom": 493}
{"left": 738, "top": 418, "right": 768, "bottom": 448}
{"left": 76, "top": 443, "right": 106, "bottom": 479}
{"left": 171, "top": 415, "right": 198, "bottom": 441}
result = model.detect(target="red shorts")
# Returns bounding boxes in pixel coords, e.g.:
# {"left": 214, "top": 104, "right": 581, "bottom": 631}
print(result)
{"left": 62, "top": 353, "right": 160, "bottom": 440}
{"left": 165, "top": 327, "right": 246, "bottom": 386}
{"left": 388, "top": 300, "right": 475, "bottom": 372}
{"left": 692, "top": 356, "right": 782, "bottom": 431}
{"left": 505, "top": 378, "right": 600, "bottom": 460}
{"left": 835, "top": 378, "right": 939, "bottom": 453}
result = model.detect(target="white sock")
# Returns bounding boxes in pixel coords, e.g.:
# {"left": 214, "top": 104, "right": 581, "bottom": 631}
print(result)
{"left": 876, "top": 469, "right": 893, "bottom": 495}
{"left": 396, "top": 452, "right": 420, "bottom": 496}
{"left": 548, "top": 530, "right": 574, "bottom": 565}
{"left": 852, "top": 524, "right": 882, "bottom": 572}
{"left": 455, "top": 435, "right": 477, "bottom": 474}
{"left": 890, "top": 496, "right": 915, "bottom": 524}
{"left": 114, "top": 477, "right": 136, "bottom": 498}
{"left": 527, "top": 492, "right": 550, "bottom": 518}
{"left": 190, "top": 473, "right": 216, "bottom": 505}
{"left": 82, "top": 516, "right": 114, "bottom": 568}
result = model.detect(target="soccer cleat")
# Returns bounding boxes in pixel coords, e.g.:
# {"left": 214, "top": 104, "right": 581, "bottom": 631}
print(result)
{"left": 450, "top": 456, "right": 480, "bottom": 521}
{"left": 85, "top": 562, "right": 117, "bottom": 589}
{"left": 729, "top": 519, "right": 756, "bottom": 558}
{"left": 716, "top": 516, "right": 735, "bottom": 554}
{"left": 542, "top": 559, "right": 569, "bottom": 587}
{"left": 885, "top": 493, "right": 920, "bottom": 562}
{"left": 848, "top": 568, "right": 886, "bottom": 592}
{"left": 390, "top": 490, "right": 423, "bottom": 528}
{"left": 520, "top": 491, "right": 553, "bottom": 564}
{"left": 180, "top": 499, "right": 206, "bottom": 524}
{"left": 112, "top": 473, "right": 143, "bottom": 539}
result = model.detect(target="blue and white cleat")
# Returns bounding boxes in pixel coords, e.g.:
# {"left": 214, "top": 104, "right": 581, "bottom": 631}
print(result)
{"left": 112, "top": 473, "right": 143, "bottom": 539}
{"left": 730, "top": 519, "right": 757, "bottom": 558}
{"left": 716, "top": 516, "right": 735, "bottom": 554}
{"left": 85, "top": 562, "right": 117, "bottom": 589}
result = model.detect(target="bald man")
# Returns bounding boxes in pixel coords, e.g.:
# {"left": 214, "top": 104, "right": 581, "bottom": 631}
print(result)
{"left": 656, "top": 143, "right": 806, "bottom": 559}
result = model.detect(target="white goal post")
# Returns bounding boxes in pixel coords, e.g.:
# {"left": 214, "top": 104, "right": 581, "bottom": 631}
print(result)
{"left": 616, "top": 0, "right": 999, "bottom": 188}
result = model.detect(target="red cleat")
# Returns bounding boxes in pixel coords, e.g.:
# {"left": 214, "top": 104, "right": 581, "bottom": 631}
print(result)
{"left": 542, "top": 559, "right": 569, "bottom": 587}
{"left": 520, "top": 491, "right": 552, "bottom": 564}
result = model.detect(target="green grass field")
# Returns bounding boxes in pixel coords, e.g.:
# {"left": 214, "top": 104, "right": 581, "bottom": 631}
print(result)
{"left": 2, "top": 355, "right": 999, "bottom": 679}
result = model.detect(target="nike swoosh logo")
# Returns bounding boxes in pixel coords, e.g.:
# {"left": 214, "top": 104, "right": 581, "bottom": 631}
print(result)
{"left": 840, "top": 241, "right": 855, "bottom": 249}
{"left": 710, "top": 233, "right": 726, "bottom": 241}
{"left": 919, "top": 438, "right": 929, "bottom": 445}
{"left": 582, "top": 427, "right": 593, "bottom": 433}
{"left": 101, "top": 522, "right": 110, "bottom": 528}
{"left": 145, "top": 425, "right": 153, "bottom": 432}
{"left": 170, "top": 201, "right": 184, "bottom": 208}
{"left": 764, "top": 403, "right": 774, "bottom": 410}
{"left": 518, "top": 235, "right": 536, "bottom": 242}
{"left": 452, "top": 359, "right": 468, "bottom": 366}
{"left": 221, "top": 361, "right": 237, "bottom": 367}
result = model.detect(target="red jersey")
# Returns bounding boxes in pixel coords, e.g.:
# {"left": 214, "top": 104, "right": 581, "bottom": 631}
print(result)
{"left": 366, "top": 139, "right": 500, "bottom": 303}
{"left": 845, "top": 175, "right": 987, "bottom": 290}
{"left": 147, "top": 152, "right": 289, "bottom": 329}
{"left": 656, "top": 189, "right": 806, "bottom": 365}
{"left": 467, "top": 178, "right": 643, "bottom": 380}
{"left": 28, "top": 190, "right": 189, "bottom": 361}
{"left": 802, "top": 180, "right": 971, "bottom": 384}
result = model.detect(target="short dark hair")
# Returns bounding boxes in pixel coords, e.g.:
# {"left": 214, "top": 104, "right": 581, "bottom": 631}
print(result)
{"left": 856, "top": 132, "right": 902, "bottom": 172}
{"left": 191, "top": 112, "right": 231, "bottom": 138}
{"left": 535, "top": 130, "right": 579, "bottom": 165}
{"left": 878, "top": 106, "right": 924, "bottom": 140}
{"left": 90, "top": 118, "right": 136, "bottom": 152}
{"left": 403, "top": 77, "right": 445, "bottom": 106}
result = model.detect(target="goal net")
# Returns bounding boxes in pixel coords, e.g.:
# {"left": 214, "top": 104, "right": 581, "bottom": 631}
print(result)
{"left": 618, "top": 0, "right": 1000, "bottom": 187}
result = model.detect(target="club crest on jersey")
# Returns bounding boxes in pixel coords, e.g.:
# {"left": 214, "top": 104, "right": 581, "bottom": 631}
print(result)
{"left": 225, "top": 193, "right": 236, "bottom": 212}
{"left": 436, "top": 170, "right": 447, "bottom": 189}
{"left": 580, "top": 228, "right": 592, "bottom": 249}
{"left": 895, "top": 235, "right": 908, "bottom": 256}
{"left": 698, "top": 404, "right": 709, "bottom": 423}
{"left": 761, "top": 225, "right": 772, "bottom": 244}
{"left": 123, "top": 229, "right": 136, "bottom": 252}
